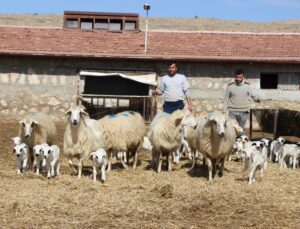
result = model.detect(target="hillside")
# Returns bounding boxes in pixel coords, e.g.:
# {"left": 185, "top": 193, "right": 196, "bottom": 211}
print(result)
{"left": 0, "top": 14, "right": 300, "bottom": 32}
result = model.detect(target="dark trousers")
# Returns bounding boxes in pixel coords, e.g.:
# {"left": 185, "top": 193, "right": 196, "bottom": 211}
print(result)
{"left": 163, "top": 100, "right": 184, "bottom": 114}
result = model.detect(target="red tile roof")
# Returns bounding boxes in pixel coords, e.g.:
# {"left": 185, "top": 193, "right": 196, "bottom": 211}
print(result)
{"left": 1, "top": 25, "right": 300, "bottom": 63}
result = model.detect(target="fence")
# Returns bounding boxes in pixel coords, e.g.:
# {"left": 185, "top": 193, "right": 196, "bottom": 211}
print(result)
{"left": 80, "top": 94, "right": 156, "bottom": 123}
{"left": 250, "top": 108, "right": 300, "bottom": 140}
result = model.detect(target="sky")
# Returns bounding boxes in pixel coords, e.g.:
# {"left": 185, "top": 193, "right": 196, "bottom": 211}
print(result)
{"left": 1, "top": 0, "right": 300, "bottom": 22}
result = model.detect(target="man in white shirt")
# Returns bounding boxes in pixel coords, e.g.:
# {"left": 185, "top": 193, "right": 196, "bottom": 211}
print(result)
{"left": 158, "top": 62, "right": 192, "bottom": 114}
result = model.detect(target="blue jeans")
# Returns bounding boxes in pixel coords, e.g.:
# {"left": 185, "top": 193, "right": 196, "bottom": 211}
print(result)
{"left": 229, "top": 111, "right": 248, "bottom": 130}
{"left": 163, "top": 100, "right": 184, "bottom": 114}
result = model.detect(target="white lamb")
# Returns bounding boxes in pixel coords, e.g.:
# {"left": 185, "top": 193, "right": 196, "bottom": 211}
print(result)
{"left": 241, "top": 142, "right": 265, "bottom": 185}
{"left": 148, "top": 110, "right": 197, "bottom": 172}
{"left": 18, "top": 112, "right": 57, "bottom": 167}
{"left": 90, "top": 148, "right": 108, "bottom": 183}
{"left": 13, "top": 143, "right": 30, "bottom": 175}
{"left": 42, "top": 145, "right": 60, "bottom": 178}
{"left": 33, "top": 143, "right": 49, "bottom": 175}
{"left": 279, "top": 143, "right": 300, "bottom": 169}
{"left": 11, "top": 136, "right": 21, "bottom": 146}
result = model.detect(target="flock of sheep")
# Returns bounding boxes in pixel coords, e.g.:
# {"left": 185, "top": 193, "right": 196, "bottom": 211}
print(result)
{"left": 11, "top": 105, "right": 300, "bottom": 185}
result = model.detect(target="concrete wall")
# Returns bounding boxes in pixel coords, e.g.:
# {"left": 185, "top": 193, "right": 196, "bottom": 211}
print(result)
{"left": 0, "top": 56, "right": 300, "bottom": 120}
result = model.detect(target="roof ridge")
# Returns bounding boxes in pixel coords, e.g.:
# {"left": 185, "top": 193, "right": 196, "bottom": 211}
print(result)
{"left": 143, "top": 29, "right": 300, "bottom": 36}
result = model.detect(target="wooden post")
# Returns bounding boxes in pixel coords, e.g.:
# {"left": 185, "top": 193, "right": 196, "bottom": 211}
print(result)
{"left": 249, "top": 109, "right": 253, "bottom": 140}
{"left": 273, "top": 109, "right": 279, "bottom": 140}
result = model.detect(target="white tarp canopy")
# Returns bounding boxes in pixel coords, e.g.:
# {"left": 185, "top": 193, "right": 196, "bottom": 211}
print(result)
{"left": 80, "top": 71, "right": 157, "bottom": 86}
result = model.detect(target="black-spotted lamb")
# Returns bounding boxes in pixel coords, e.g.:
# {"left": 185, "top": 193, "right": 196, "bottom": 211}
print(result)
{"left": 194, "top": 111, "right": 237, "bottom": 183}
{"left": 18, "top": 112, "right": 57, "bottom": 165}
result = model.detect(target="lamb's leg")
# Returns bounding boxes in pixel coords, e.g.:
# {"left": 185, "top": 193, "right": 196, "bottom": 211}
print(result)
{"left": 101, "top": 164, "right": 106, "bottom": 183}
{"left": 206, "top": 158, "right": 213, "bottom": 184}
{"left": 93, "top": 165, "right": 97, "bottom": 182}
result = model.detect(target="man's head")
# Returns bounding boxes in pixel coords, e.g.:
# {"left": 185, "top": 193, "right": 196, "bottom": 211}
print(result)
{"left": 234, "top": 69, "right": 245, "bottom": 85}
{"left": 167, "top": 62, "right": 178, "bottom": 76}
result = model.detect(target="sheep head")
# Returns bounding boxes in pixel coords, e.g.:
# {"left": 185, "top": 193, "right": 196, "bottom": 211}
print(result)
{"left": 65, "top": 105, "right": 88, "bottom": 126}
{"left": 206, "top": 112, "right": 229, "bottom": 137}
{"left": 19, "top": 118, "right": 39, "bottom": 139}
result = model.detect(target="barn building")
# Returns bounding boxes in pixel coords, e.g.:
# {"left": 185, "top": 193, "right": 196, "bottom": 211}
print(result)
{"left": 0, "top": 11, "right": 299, "bottom": 122}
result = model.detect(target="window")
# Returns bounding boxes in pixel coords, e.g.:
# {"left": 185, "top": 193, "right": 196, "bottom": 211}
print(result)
{"left": 109, "top": 20, "right": 122, "bottom": 31}
{"left": 66, "top": 19, "right": 78, "bottom": 28}
{"left": 80, "top": 18, "right": 93, "bottom": 30}
{"left": 124, "top": 21, "right": 136, "bottom": 30}
{"left": 260, "top": 74, "right": 278, "bottom": 89}
{"left": 95, "top": 19, "right": 109, "bottom": 29}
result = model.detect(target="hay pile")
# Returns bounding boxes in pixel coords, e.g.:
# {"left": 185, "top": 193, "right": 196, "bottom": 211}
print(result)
{"left": 0, "top": 121, "right": 299, "bottom": 228}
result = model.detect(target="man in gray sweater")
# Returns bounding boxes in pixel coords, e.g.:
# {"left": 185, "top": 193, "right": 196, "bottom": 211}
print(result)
{"left": 223, "top": 69, "right": 260, "bottom": 130}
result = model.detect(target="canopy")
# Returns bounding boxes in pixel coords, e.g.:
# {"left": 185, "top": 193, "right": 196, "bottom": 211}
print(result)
{"left": 79, "top": 71, "right": 157, "bottom": 86}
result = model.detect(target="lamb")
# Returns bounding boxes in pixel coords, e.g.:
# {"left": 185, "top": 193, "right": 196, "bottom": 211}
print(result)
{"left": 279, "top": 143, "right": 300, "bottom": 169}
{"left": 241, "top": 142, "right": 265, "bottom": 185}
{"left": 90, "top": 148, "right": 108, "bottom": 183}
{"left": 33, "top": 143, "right": 49, "bottom": 175}
{"left": 18, "top": 112, "right": 57, "bottom": 167}
{"left": 270, "top": 137, "right": 285, "bottom": 162}
{"left": 42, "top": 145, "right": 60, "bottom": 178}
{"left": 64, "top": 105, "right": 102, "bottom": 179}
{"left": 98, "top": 111, "right": 146, "bottom": 171}
{"left": 194, "top": 111, "right": 237, "bottom": 183}
{"left": 148, "top": 110, "right": 197, "bottom": 172}
{"left": 13, "top": 143, "right": 30, "bottom": 175}
{"left": 11, "top": 136, "right": 21, "bottom": 146}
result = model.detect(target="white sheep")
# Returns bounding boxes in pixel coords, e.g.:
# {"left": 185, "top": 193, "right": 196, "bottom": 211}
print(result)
{"left": 18, "top": 112, "right": 57, "bottom": 167}
{"left": 270, "top": 137, "right": 285, "bottom": 162}
{"left": 148, "top": 110, "right": 197, "bottom": 172}
{"left": 279, "top": 144, "right": 300, "bottom": 169}
{"left": 98, "top": 111, "right": 146, "bottom": 171}
{"left": 13, "top": 143, "right": 30, "bottom": 175}
{"left": 64, "top": 105, "right": 102, "bottom": 179}
{"left": 90, "top": 148, "right": 108, "bottom": 183}
{"left": 194, "top": 111, "right": 237, "bottom": 183}
{"left": 33, "top": 143, "right": 49, "bottom": 175}
{"left": 42, "top": 145, "right": 60, "bottom": 178}
{"left": 11, "top": 136, "right": 21, "bottom": 146}
{"left": 241, "top": 142, "right": 265, "bottom": 185}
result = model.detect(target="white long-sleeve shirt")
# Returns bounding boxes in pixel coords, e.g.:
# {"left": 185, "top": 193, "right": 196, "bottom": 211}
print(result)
{"left": 159, "top": 74, "right": 190, "bottom": 102}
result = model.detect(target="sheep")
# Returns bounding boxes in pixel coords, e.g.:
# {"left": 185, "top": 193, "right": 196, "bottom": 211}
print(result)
{"left": 90, "top": 148, "right": 108, "bottom": 183}
{"left": 270, "top": 137, "right": 285, "bottom": 162}
{"left": 194, "top": 111, "right": 237, "bottom": 183}
{"left": 42, "top": 145, "right": 60, "bottom": 178}
{"left": 18, "top": 112, "right": 57, "bottom": 167}
{"left": 13, "top": 143, "right": 30, "bottom": 175}
{"left": 241, "top": 142, "right": 265, "bottom": 185}
{"left": 33, "top": 143, "right": 49, "bottom": 175}
{"left": 98, "top": 111, "right": 146, "bottom": 171}
{"left": 11, "top": 136, "right": 21, "bottom": 146}
{"left": 148, "top": 110, "right": 197, "bottom": 172}
{"left": 64, "top": 105, "right": 102, "bottom": 179}
{"left": 279, "top": 144, "right": 300, "bottom": 169}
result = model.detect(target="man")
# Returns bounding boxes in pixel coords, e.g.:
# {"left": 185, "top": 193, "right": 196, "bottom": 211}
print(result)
{"left": 223, "top": 69, "right": 260, "bottom": 130}
{"left": 158, "top": 62, "right": 192, "bottom": 114}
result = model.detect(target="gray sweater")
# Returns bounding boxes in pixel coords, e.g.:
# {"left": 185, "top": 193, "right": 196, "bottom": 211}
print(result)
{"left": 223, "top": 80, "right": 258, "bottom": 112}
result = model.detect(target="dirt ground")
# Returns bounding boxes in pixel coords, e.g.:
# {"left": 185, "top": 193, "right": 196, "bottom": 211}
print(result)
{"left": 0, "top": 120, "right": 299, "bottom": 228}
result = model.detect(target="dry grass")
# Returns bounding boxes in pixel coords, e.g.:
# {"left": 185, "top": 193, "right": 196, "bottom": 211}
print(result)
{"left": 0, "top": 120, "right": 299, "bottom": 228}
{"left": 1, "top": 14, "right": 300, "bottom": 32}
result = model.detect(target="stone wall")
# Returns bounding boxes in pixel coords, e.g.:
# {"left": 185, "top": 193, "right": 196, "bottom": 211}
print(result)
{"left": 0, "top": 56, "right": 299, "bottom": 121}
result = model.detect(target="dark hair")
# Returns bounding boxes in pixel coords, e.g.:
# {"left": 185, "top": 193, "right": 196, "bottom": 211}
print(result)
{"left": 235, "top": 69, "right": 244, "bottom": 76}
{"left": 167, "top": 61, "right": 178, "bottom": 68}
